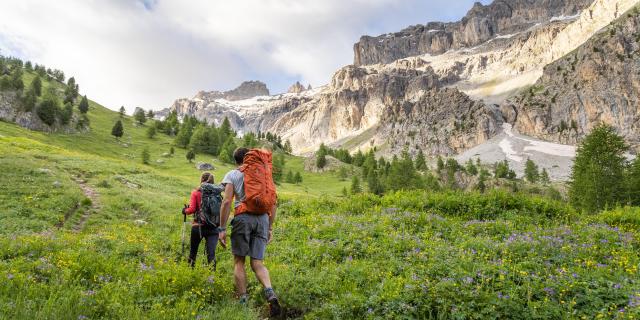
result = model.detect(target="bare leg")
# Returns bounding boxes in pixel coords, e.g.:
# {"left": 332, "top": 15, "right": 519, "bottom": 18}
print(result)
{"left": 250, "top": 258, "right": 272, "bottom": 289}
{"left": 234, "top": 255, "right": 248, "bottom": 296}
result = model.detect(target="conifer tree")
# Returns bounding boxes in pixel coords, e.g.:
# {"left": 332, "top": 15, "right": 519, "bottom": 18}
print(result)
{"left": 465, "top": 159, "right": 478, "bottom": 176}
{"left": 146, "top": 125, "right": 157, "bottom": 139}
{"left": 477, "top": 168, "right": 489, "bottom": 193}
{"left": 524, "top": 158, "right": 540, "bottom": 183}
{"left": 353, "top": 150, "right": 365, "bottom": 167}
{"left": 36, "top": 92, "right": 59, "bottom": 126}
{"left": 219, "top": 117, "right": 233, "bottom": 140}
{"left": 189, "top": 126, "right": 210, "bottom": 153}
{"left": 569, "top": 124, "right": 627, "bottom": 212}
{"left": 341, "top": 186, "right": 348, "bottom": 197}
{"left": 30, "top": 76, "right": 42, "bottom": 97}
{"left": 170, "top": 146, "right": 175, "bottom": 155}
{"left": 626, "top": 157, "right": 640, "bottom": 206}
{"left": 119, "top": 106, "right": 126, "bottom": 117}
{"left": 338, "top": 166, "right": 348, "bottom": 181}
{"left": 316, "top": 145, "right": 328, "bottom": 169}
{"left": 186, "top": 149, "right": 196, "bottom": 163}
{"left": 78, "top": 95, "right": 89, "bottom": 114}
{"left": 146, "top": 109, "right": 154, "bottom": 119}
{"left": 284, "top": 140, "right": 293, "bottom": 154}
{"left": 436, "top": 155, "right": 445, "bottom": 172}
{"left": 367, "top": 170, "right": 384, "bottom": 195}
{"left": 141, "top": 148, "right": 150, "bottom": 165}
{"left": 175, "top": 123, "right": 193, "bottom": 148}
{"left": 60, "top": 102, "right": 73, "bottom": 125}
{"left": 272, "top": 152, "right": 286, "bottom": 182}
{"left": 540, "top": 168, "right": 550, "bottom": 185}
{"left": 285, "top": 170, "right": 294, "bottom": 183}
{"left": 294, "top": 171, "right": 303, "bottom": 184}
{"left": 350, "top": 176, "right": 362, "bottom": 194}
{"left": 134, "top": 108, "right": 147, "bottom": 125}
{"left": 111, "top": 120, "right": 124, "bottom": 140}
{"left": 21, "top": 87, "right": 37, "bottom": 112}
{"left": 415, "top": 150, "right": 428, "bottom": 171}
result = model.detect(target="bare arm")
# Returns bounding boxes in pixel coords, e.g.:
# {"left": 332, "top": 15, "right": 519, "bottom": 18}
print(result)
{"left": 220, "top": 183, "right": 235, "bottom": 228}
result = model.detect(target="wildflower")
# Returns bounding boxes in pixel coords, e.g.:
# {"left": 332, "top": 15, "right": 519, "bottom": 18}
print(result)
{"left": 543, "top": 287, "right": 555, "bottom": 296}
{"left": 83, "top": 290, "right": 96, "bottom": 296}
{"left": 7, "top": 274, "right": 14, "bottom": 280}
{"left": 614, "top": 283, "right": 622, "bottom": 289}
{"left": 140, "top": 262, "right": 154, "bottom": 271}
{"left": 207, "top": 276, "right": 215, "bottom": 284}
{"left": 77, "top": 316, "right": 88, "bottom": 320}
{"left": 462, "top": 276, "right": 474, "bottom": 284}
{"left": 346, "top": 256, "right": 353, "bottom": 262}
{"left": 629, "top": 293, "right": 640, "bottom": 308}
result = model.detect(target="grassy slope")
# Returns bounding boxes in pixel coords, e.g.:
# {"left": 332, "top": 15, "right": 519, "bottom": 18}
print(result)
{"left": 0, "top": 73, "right": 639, "bottom": 319}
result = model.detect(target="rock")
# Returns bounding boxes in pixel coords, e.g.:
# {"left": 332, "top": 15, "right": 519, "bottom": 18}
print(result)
{"left": 353, "top": 0, "right": 594, "bottom": 65}
{"left": 52, "top": 181, "right": 62, "bottom": 188}
{"left": 161, "top": 152, "right": 171, "bottom": 157}
{"left": 500, "top": 104, "right": 518, "bottom": 124}
{"left": 511, "top": 9, "right": 640, "bottom": 150}
{"left": 223, "top": 81, "right": 269, "bottom": 101}
{"left": 134, "top": 219, "right": 147, "bottom": 226}
{"left": 196, "top": 162, "right": 214, "bottom": 171}
{"left": 304, "top": 155, "right": 344, "bottom": 173}
{"left": 38, "top": 168, "right": 52, "bottom": 174}
{"left": 287, "top": 81, "right": 307, "bottom": 94}
{"left": 156, "top": 159, "right": 165, "bottom": 164}
{"left": 126, "top": 182, "right": 141, "bottom": 189}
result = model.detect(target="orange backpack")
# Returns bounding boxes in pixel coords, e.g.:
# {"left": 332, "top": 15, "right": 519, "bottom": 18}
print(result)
{"left": 237, "top": 149, "right": 277, "bottom": 215}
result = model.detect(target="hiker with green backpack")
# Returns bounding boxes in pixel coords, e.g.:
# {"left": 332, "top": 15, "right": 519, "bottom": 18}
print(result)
{"left": 218, "top": 147, "right": 282, "bottom": 317}
{"left": 182, "top": 172, "right": 225, "bottom": 269}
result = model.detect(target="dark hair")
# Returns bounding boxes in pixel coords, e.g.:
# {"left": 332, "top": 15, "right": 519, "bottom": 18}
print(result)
{"left": 233, "top": 147, "right": 250, "bottom": 165}
{"left": 200, "top": 172, "right": 214, "bottom": 184}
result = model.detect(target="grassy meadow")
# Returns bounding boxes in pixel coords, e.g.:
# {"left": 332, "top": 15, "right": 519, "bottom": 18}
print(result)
{"left": 0, "top": 74, "right": 639, "bottom": 319}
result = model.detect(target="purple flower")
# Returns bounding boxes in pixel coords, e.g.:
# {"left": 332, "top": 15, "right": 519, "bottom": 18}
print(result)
{"left": 78, "top": 316, "right": 88, "bottom": 320}
{"left": 572, "top": 273, "right": 579, "bottom": 278}
{"left": 543, "top": 287, "right": 555, "bottom": 296}
{"left": 7, "top": 274, "right": 14, "bottom": 280}
{"left": 629, "top": 294, "right": 640, "bottom": 308}
{"left": 600, "top": 239, "right": 609, "bottom": 244}
{"left": 139, "top": 262, "right": 154, "bottom": 271}
{"left": 83, "top": 290, "right": 96, "bottom": 296}
{"left": 207, "top": 276, "right": 215, "bottom": 284}
{"left": 614, "top": 284, "right": 622, "bottom": 289}
{"left": 596, "top": 263, "right": 607, "bottom": 268}
{"left": 98, "top": 275, "right": 112, "bottom": 282}
{"left": 462, "top": 277, "right": 474, "bottom": 284}
{"left": 346, "top": 256, "right": 353, "bottom": 262}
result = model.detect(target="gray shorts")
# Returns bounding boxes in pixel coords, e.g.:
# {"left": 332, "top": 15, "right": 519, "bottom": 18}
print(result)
{"left": 230, "top": 213, "right": 269, "bottom": 260}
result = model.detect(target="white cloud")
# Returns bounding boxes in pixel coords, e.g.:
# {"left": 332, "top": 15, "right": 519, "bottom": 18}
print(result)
{"left": 0, "top": 0, "right": 487, "bottom": 111}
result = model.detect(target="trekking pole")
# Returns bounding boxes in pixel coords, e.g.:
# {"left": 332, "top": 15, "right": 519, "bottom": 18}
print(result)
{"left": 181, "top": 205, "right": 188, "bottom": 259}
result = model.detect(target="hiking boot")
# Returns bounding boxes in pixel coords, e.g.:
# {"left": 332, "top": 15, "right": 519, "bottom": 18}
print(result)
{"left": 239, "top": 293, "right": 249, "bottom": 306}
{"left": 265, "top": 288, "right": 281, "bottom": 318}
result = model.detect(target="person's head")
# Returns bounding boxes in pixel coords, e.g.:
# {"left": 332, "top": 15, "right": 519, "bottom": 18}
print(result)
{"left": 200, "top": 172, "right": 214, "bottom": 184}
{"left": 233, "top": 147, "right": 250, "bottom": 165}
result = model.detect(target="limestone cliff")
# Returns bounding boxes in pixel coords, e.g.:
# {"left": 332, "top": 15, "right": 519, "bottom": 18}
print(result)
{"left": 512, "top": 6, "right": 640, "bottom": 151}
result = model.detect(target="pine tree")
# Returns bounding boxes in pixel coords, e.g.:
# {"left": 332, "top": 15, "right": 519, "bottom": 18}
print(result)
{"left": 272, "top": 152, "right": 286, "bottom": 182}
{"left": 285, "top": 170, "right": 295, "bottom": 183}
{"left": 294, "top": 171, "right": 303, "bottom": 184}
{"left": 189, "top": 126, "right": 211, "bottom": 153}
{"left": 60, "top": 102, "right": 73, "bottom": 125}
{"left": 175, "top": 123, "right": 193, "bottom": 148}
{"left": 78, "top": 95, "right": 89, "bottom": 114}
{"left": 626, "top": 157, "right": 640, "bottom": 206}
{"left": 316, "top": 145, "right": 328, "bottom": 169}
{"left": 494, "top": 160, "right": 510, "bottom": 179}
{"left": 341, "top": 186, "right": 348, "bottom": 197}
{"left": 219, "top": 136, "right": 237, "bottom": 164}
{"left": 353, "top": 150, "right": 365, "bottom": 167}
{"left": 415, "top": 150, "right": 428, "bottom": 171}
{"left": 134, "top": 108, "right": 147, "bottom": 125}
{"left": 436, "top": 156, "right": 445, "bottom": 172}
{"left": 21, "top": 87, "right": 37, "bottom": 112}
{"left": 36, "top": 93, "right": 59, "bottom": 126}
{"left": 146, "top": 125, "right": 157, "bottom": 139}
{"left": 477, "top": 168, "right": 489, "bottom": 193}
{"left": 10, "top": 68, "right": 24, "bottom": 92}
{"left": 350, "top": 176, "right": 362, "bottom": 194}
{"left": 338, "top": 166, "right": 348, "bottom": 181}
{"left": 540, "top": 168, "right": 550, "bottom": 185}
{"left": 146, "top": 110, "right": 154, "bottom": 119}
{"left": 284, "top": 140, "right": 293, "bottom": 154}
{"left": 141, "top": 148, "right": 150, "bottom": 165}
{"left": 111, "top": 120, "right": 124, "bottom": 140}
{"left": 367, "top": 170, "right": 384, "bottom": 195}
{"left": 218, "top": 148, "right": 232, "bottom": 164}
{"left": 169, "top": 146, "right": 175, "bottom": 155}
{"left": 465, "top": 159, "right": 478, "bottom": 176}
{"left": 186, "top": 149, "right": 196, "bottom": 163}
{"left": 524, "top": 158, "right": 540, "bottom": 183}
{"left": 445, "top": 158, "right": 460, "bottom": 189}
{"left": 119, "top": 106, "right": 126, "bottom": 117}
{"left": 220, "top": 117, "right": 233, "bottom": 140}
{"left": 569, "top": 124, "right": 627, "bottom": 212}
{"left": 30, "top": 76, "right": 42, "bottom": 97}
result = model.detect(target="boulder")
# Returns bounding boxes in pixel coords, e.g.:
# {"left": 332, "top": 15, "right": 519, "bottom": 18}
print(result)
{"left": 52, "top": 181, "right": 62, "bottom": 188}
{"left": 196, "top": 162, "right": 215, "bottom": 171}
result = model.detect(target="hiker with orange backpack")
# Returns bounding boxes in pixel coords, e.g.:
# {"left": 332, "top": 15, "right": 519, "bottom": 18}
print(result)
{"left": 218, "top": 147, "right": 281, "bottom": 317}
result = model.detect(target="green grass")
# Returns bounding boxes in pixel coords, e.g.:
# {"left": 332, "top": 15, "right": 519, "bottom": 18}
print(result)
{"left": 1, "top": 75, "right": 639, "bottom": 319}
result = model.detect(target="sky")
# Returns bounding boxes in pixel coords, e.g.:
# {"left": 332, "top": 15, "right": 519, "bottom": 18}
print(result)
{"left": 0, "top": 0, "right": 490, "bottom": 112}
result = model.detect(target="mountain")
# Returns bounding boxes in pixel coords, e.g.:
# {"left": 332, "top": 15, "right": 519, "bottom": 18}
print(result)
{"left": 353, "top": 0, "right": 594, "bottom": 65}
{"left": 164, "top": 0, "right": 639, "bottom": 160}
{"left": 511, "top": 6, "right": 640, "bottom": 152}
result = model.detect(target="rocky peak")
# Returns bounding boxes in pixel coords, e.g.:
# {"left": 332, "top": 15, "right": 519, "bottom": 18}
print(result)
{"left": 353, "top": 0, "right": 595, "bottom": 65}
{"left": 287, "top": 81, "right": 307, "bottom": 94}
{"left": 223, "top": 81, "right": 269, "bottom": 101}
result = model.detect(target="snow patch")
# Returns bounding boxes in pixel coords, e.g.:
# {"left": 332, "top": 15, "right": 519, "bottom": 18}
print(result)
{"left": 550, "top": 13, "right": 581, "bottom": 22}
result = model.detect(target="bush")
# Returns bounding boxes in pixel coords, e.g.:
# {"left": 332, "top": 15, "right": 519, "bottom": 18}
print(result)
{"left": 36, "top": 97, "right": 59, "bottom": 126}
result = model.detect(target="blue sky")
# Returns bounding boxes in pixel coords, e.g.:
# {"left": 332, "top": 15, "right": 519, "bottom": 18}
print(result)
{"left": 0, "top": 0, "right": 490, "bottom": 111}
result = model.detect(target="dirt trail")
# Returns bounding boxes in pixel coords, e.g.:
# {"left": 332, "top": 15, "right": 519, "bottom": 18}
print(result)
{"left": 71, "top": 176, "right": 101, "bottom": 232}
